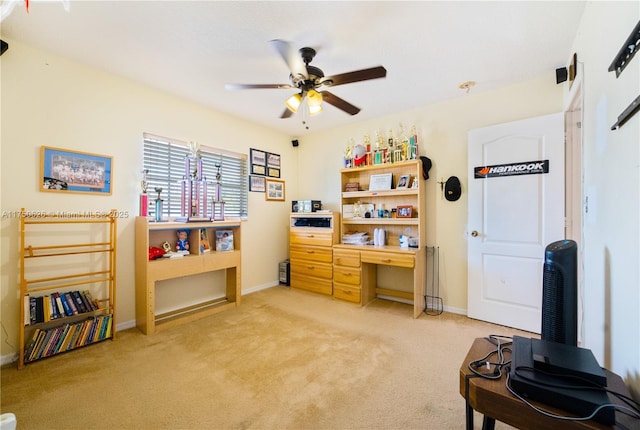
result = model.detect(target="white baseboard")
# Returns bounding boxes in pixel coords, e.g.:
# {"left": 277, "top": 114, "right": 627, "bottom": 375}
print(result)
{"left": 242, "top": 281, "right": 280, "bottom": 295}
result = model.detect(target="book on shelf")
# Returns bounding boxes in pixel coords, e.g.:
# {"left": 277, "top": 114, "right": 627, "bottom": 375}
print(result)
{"left": 72, "top": 291, "right": 88, "bottom": 314}
{"left": 24, "top": 328, "right": 42, "bottom": 359}
{"left": 59, "top": 324, "right": 77, "bottom": 352}
{"left": 43, "top": 295, "right": 51, "bottom": 322}
{"left": 23, "top": 295, "right": 30, "bottom": 326}
{"left": 53, "top": 293, "right": 65, "bottom": 317}
{"left": 64, "top": 292, "right": 78, "bottom": 315}
{"left": 80, "top": 290, "right": 97, "bottom": 311}
{"left": 27, "top": 330, "right": 46, "bottom": 362}
{"left": 58, "top": 293, "right": 73, "bottom": 316}
{"left": 215, "top": 230, "right": 234, "bottom": 251}
{"left": 105, "top": 314, "right": 113, "bottom": 338}
{"left": 68, "top": 321, "right": 84, "bottom": 350}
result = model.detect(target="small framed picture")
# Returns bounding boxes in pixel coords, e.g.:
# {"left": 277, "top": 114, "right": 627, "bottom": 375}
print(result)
{"left": 369, "top": 173, "right": 393, "bottom": 191}
{"left": 396, "top": 205, "right": 413, "bottom": 218}
{"left": 267, "top": 152, "right": 281, "bottom": 169}
{"left": 266, "top": 178, "right": 285, "bottom": 201}
{"left": 397, "top": 175, "right": 410, "bottom": 189}
{"left": 268, "top": 167, "right": 280, "bottom": 178}
{"left": 250, "top": 148, "right": 266, "bottom": 176}
{"left": 249, "top": 175, "right": 265, "bottom": 192}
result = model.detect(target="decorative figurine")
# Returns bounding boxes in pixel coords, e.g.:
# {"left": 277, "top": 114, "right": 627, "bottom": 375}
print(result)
{"left": 176, "top": 230, "right": 190, "bottom": 251}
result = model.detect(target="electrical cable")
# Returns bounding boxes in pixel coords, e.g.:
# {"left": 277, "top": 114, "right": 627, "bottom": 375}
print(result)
{"left": 505, "top": 368, "right": 640, "bottom": 422}
{"left": 467, "top": 335, "right": 512, "bottom": 380}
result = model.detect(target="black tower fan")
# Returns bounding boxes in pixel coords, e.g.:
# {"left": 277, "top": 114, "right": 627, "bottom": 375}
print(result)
{"left": 541, "top": 239, "right": 578, "bottom": 346}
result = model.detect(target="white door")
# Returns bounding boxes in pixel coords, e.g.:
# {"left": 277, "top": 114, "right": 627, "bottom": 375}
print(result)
{"left": 467, "top": 113, "right": 564, "bottom": 332}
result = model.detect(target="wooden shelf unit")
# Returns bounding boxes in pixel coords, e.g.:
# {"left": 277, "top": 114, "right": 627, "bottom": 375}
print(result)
{"left": 135, "top": 217, "right": 241, "bottom": 335}
{"left": 18, "top": 209, "right": 117, "bottom": 369}
{"left": 338, "top": 160, "right": 427, "bottom": 317}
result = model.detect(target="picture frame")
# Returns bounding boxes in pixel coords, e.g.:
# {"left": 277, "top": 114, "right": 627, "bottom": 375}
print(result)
{"left": 40, "top": 146, "right": 112, "bottom": 195}
{"left": 265, "top": 178, "right": 285, "bottom": 201}
{"left": 267, "top": 167, "right": 281, "bottom": 178}
{"left": 396, "top": 205, "right": 413, "bottom": 218}
{"left": 249, "top": 175, "right": 266, "bottom": 192}
{"left": 250, "top": 148, "right": 266, "bottom": 176}
{"left": 215, "top": 229, "right": 234, "bottom": 252}
{"left": 369, "top": 173, "right": 393, "bottom": 191}
{"left": 267, "top": 152, "right": 281, "bottom": 169}
{"left": 397, "top": 174, "right": 410, "bottom": 189}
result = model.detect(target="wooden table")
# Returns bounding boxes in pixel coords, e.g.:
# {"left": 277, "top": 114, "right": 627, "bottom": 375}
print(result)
{"left": 459, "top": 337, "right": 637, "bottom": 430}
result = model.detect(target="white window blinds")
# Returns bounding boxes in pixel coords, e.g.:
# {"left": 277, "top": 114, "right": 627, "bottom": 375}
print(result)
{"left": 143, "top": 134, "right": 248, "bottom": 219}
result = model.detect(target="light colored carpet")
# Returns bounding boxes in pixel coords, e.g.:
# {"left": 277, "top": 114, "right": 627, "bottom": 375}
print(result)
{"left": 1, "top": 287, "right": 525, "bottom": 429}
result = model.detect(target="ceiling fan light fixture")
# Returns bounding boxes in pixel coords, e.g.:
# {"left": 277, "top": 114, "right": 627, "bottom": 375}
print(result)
{"left": 307, "top": 89, "right": 323, "bottom": 107}
{"left": 308, "top": 104, "right": 323, "bottom": 116}
{"left": 285, "top": 93, "right": 303, "bottom": 113}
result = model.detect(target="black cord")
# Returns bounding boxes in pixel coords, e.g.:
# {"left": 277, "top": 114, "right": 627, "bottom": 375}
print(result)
{"left": 467, "top": 335, "right": 512, "bottom": 380}
{"left": 505, "top": 367, "right": 640, "bottom": 422}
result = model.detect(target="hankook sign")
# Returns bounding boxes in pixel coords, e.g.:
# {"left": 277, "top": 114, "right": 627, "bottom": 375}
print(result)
{"left": 474, "top": 160, "right": 549, "bottom": 179}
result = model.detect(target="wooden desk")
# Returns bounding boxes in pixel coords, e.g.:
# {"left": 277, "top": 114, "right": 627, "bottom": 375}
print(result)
{"left": 459, "top": 337, "right": 637, "bottom": 430}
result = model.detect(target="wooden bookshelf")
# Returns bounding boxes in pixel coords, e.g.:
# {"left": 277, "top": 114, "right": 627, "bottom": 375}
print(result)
{"left": 18, "top": 209, "right": 117, "bottom": 369}
{"left": 134, "top": 217, "right": 241, "bottom": 335}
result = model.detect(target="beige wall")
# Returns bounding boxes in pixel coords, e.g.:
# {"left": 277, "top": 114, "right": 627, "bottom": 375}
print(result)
{"left": 0, "top": 40, "right": 296, "bottom": 360}
{"left": 569, "top": 2, "right": 639, "bottom": 380}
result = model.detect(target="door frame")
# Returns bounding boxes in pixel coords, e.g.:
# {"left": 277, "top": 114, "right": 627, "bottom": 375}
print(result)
{"left": 564, "top": 68, "right": 584, "bottom": 344}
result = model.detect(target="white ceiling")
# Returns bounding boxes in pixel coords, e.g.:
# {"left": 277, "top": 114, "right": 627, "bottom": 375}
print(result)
{"left": 1, "top": 1, "right": 586, "bottom": 136}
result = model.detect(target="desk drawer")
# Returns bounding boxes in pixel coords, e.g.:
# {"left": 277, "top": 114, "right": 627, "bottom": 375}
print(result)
{"left": 360, "top": 251, "right": 414, "bottom": 268}
{"left": 290, "top": 259, "right": 333, "bottom": 279}
{"left": 333, "top": 265, "right": 361, "bottom": 286}
{"left": 333, "top": 282, "right": 361, "bottom": 303}
{"left": 333, "top": 249, "right": 360, "bottom": 267}
{"left": 291, "top": 273, "right": 333, "bottom": 295}
{"left": 290, "top": 231, "right": 334, "bottom": 247}
{"left": 290, "top": 244, "right": 333, "bottom": 263}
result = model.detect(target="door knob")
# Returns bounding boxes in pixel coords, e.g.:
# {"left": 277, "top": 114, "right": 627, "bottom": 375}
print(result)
{"left": 471, "top": 230, "right": 479, "bottom": 237}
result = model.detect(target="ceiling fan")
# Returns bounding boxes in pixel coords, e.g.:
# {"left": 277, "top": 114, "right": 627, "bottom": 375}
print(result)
{"left": 225, "top": 40, "right": 387, "bottom": 119}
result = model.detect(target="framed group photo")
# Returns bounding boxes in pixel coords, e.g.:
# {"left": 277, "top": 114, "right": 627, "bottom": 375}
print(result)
{"left": 396, "top": 205, "right": 413, "bottom": 218}
{"left": 40, "top": 146, "right": 112, "bottom": 195}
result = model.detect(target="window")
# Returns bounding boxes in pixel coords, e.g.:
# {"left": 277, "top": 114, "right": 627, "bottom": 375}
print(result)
{"left": 143, "top": 133, "right": 248, "bottom": 219}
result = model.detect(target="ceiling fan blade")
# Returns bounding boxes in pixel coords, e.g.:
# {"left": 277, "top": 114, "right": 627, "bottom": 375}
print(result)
{"left": 270, "top": 39, "right": 308, "bottom": 80}
{"left": 320, "top": 91, "right": 361, "bottom": 116}
{"left": 280, "top": 108, "right": 294, "bottom": 119}
{"left": 320, "top": 66, "right": 387, "bottom": 87}
{"left": 225, "top": 83, "right": 294, "bottom": 90}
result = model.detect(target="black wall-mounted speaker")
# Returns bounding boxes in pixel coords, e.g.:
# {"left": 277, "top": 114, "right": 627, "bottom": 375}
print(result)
{"left": 292, "top": 139, "right": 299, "bottom": 147}
{"left": 541, "top": 239, "right": 578, "bottom": 346}
{"left": 0, "top": 40, "right": 8, "bottom": 56}
{"left": 555, "top": 67, "right": 568, "bottom": 84}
